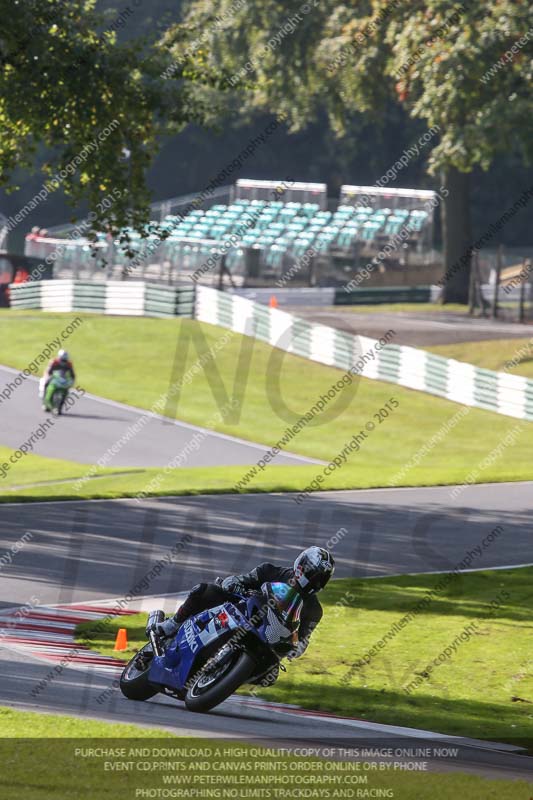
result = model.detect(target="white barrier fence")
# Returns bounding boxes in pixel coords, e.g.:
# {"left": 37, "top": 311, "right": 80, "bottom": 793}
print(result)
{"left": 9, "top": 280, "right": 533, "bottom": 421}
{"left": 9, "top": 280, "right": 195, "bottom": 318}
{"left": 195, "top": 285, "right": 533, "bottom": 422}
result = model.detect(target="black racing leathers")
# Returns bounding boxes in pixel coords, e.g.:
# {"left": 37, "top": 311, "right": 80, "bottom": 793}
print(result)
{"left": 229, "top": 562, "right": 323, "bottom": 652}
{"left": 173, "top": 563, "right": 323, "bottom": 656}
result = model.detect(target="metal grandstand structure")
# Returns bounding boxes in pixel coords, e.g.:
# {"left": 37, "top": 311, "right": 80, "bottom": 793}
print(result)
{"left": 339, "top": 185, "right": 436, "bottom": 253}
{"left": 233, "top": 178, "right": 328, "bottom": 209}
{"left": 24, "top": 179, "right": 439, "bottom": 287}
{"left": 0, "top": 213, "right": 8, "bottom": 252}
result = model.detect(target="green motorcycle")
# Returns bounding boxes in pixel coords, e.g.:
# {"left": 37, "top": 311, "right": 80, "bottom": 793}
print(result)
{"left": 44, "top": 370, "right": 73, "bottom": 415}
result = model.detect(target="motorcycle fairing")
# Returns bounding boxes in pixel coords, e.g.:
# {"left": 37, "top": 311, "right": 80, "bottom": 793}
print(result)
{"left": 147, "top": 602, "right": 251, "bottom": 690}
{"left": 45, "top": 370, "right": 73, "bottom": 406}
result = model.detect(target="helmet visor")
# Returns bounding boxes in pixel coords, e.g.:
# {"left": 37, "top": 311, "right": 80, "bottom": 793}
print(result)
{"left": 267, "top": 582, "right": 302, "bottom": 628}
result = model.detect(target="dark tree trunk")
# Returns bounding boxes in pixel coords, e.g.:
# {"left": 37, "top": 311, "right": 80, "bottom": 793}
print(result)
{"left": 440, "top": 167, "right": 472, "bottom": 304}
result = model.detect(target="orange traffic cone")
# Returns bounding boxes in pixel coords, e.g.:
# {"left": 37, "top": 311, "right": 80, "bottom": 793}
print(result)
{"left": 269, "top": 295, "right": 278, "bottom": 308}
{"left": 114, "top": 627, "right": 128, "bottom": 651}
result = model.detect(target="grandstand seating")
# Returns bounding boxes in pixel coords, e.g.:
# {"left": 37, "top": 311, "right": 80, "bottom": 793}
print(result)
{"left": 136, "top": 199, "right": 431, "bottom": 274}
{"left": 25, "top": 188, "right": 434, "bottom": 282}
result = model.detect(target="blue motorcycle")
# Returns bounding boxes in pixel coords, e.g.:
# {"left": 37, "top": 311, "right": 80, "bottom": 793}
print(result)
{"left": 119, "top": 581, "right": 303, "bottom": 713}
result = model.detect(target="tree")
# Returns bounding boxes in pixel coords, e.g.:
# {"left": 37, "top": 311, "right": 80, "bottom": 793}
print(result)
{"left": 163, "top": 0, "right": 533, "bottom": 302}
{"left": 0, "top": 0, "right": 209, "bottom": 248}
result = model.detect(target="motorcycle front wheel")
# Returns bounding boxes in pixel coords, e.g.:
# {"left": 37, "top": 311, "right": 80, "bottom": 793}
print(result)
{"left": 185, "top": 647, "right": 254, "bottom": 713}
{"left": 51, "top": 390, "right": 63, "bottom": 416}
{"left": 120, "top": 644, "right": 159, "bottom": 701}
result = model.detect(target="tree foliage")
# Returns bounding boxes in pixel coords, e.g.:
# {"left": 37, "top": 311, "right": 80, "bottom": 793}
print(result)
{"left": 1, "top": 0, "right": 531, "bottom": 286}
{"left": 167, "top": 0, "right": 533, "bottom": 174}
{"left": 164, "top": 0, "right": 533, "bottom": 299}
{"left": 0, "top": 0, "right": 208, "bottom": 240}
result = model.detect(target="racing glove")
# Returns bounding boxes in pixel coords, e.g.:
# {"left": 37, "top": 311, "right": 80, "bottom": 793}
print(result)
{"left": 151, "top": 618, "right": 180, "bottom": 638}
{"left": 287, "top": 626, "right": 316, "bottom": 660}
{"left": 221, "top": 576, "right": 246, "bottom": 594}
{"left": 287, "top": 639, "right": 308, "bottom": 660}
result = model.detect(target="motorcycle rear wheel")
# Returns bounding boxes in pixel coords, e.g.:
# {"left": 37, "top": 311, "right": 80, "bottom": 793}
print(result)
{"left": 120, "top": 644, "right": 159, "bottom": 701}
{"left": 185, "top": 648, "right": 254, "bottom": 713}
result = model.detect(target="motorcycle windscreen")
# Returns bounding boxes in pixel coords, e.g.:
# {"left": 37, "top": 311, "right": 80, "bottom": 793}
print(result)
{"left": 52, "top": 369, "right": 69, "bottom": 387}
{"left": 266, "top": 582, "right": 302, "bottom": 633}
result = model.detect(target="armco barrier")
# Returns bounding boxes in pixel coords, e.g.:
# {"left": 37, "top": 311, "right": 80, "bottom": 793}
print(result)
{"left": 334, "top": 286, "right": 433, "bottom": 305}
{"left": 7, "top": 282, "right": 42, "bottom": 309}
{"left": 195, "top": 285, "right": 533, "bottom": 422}
{"left": 9, "top": 280, "right": 195, "bottom": 319}
{"left": 230, "top": 286, "right": 435, "bottom": 308}
{"left": 8, "top": 280, "right": 533, "bottom": 421}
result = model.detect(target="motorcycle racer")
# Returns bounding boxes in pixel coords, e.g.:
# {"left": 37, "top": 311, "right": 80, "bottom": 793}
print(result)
{"left": 39, "top": 349, "right": 75, "bottom": 409}
{"left": 150, "top": 547, "right": 335, "bottom": 667}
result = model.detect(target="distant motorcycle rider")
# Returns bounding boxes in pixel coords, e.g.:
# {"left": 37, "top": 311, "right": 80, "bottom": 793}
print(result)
{"left": 151, "top": 547, "right": 335, "bottom": 666}
{"left": 40, "top": 349, "right": 75, "bottom": 408}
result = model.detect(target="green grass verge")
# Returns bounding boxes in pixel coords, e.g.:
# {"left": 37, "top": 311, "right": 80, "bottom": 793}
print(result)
{"left": 1, "top": 311, "right": 532, "bottom": 503}
{"left": 77, "top": 568, "right": 533, "bottom": 745}
{"left": 1, "top": 707, "right": 530, "bottom": 800}
{"left": 0, "top": 444, "right": 144, "bottom": 489}
{"left": 0, "top": 705, "right": 178, "bottom": 738}
{"left": 429, "top": 338, "right": 533, "bottom": 379}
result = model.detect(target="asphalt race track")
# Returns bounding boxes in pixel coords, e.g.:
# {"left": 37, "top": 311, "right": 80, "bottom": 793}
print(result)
{"left": 0, "top": 365, "right": 317, "bottom": 469}
{"left": 293, "top": 308, "right": 533, "bottom": 347}
{"left": 0, "top": 483, "right": 533, "bottom": 777}
{"left": 1, "top": 482, "right": 533, "bottom": 608}
{"left": 0, "top": 648, "right": 530, "bottom": 780}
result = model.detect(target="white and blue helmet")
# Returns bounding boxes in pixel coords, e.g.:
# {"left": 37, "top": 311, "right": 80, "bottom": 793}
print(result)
{"left": 293, "top": 547, "right": 335, "bottom": 594}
